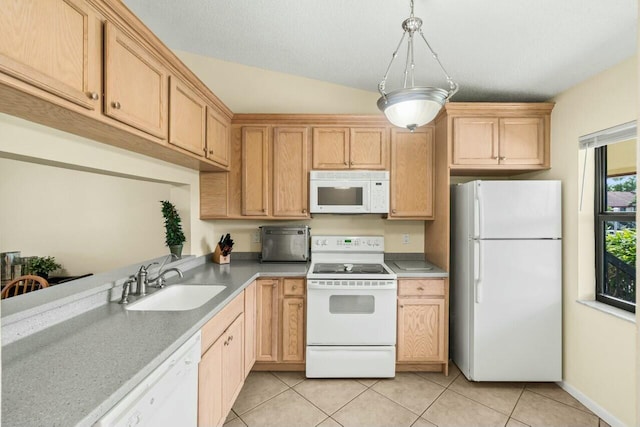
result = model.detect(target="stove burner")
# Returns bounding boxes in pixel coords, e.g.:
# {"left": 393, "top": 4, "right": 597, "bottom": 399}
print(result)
{"left": 312, "top": 263, "right": 387, "bottom": 275}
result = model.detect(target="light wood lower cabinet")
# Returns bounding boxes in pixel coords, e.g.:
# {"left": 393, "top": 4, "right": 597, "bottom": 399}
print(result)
{"left": 254, "top": 277, "right": 306, "bottom": 370}
{"left": 244, "top": 281, "right": 257, "bottom": 377}
{"left": 396, "top": 279, "right": 449, "bottom": 374}
{"left": 198, "top": 291, "right": 245, "bottom": 427}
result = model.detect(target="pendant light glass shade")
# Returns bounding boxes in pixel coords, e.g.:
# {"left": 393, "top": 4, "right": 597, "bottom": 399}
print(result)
{"left": 377, "top": 87, "right": 449, "bottom": 131}
{"left": 377, "top": 1, "right": 458, "bottom": 131}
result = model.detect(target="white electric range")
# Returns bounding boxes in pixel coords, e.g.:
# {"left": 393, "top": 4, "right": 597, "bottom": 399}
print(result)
{"left": 306, "top": 236, "right": 397, "bottom": 378}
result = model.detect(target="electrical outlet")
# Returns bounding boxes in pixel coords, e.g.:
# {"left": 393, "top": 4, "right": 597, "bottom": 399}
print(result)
{"left": 251, "top": 231, "right": 261, "bottom": 243}
{"left": 402, "top": 234, "right": 410, "bottom": 244}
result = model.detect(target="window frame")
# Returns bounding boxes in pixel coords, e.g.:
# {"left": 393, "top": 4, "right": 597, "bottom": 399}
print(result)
{"left": 594, "top": 146, "right": 636, "bottom": 313}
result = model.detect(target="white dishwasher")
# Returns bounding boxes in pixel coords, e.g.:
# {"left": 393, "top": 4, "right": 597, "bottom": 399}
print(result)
{"left": 95, "top": 331, "right": 201, "bottom": 427}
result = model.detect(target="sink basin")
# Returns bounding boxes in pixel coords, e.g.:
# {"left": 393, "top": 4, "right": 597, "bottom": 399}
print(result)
{"left": 125, "top": 285, "right": 227, "bottom": 311}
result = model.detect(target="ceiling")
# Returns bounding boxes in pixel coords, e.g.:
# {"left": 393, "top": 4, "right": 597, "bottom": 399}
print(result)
{"left": 122, "top": 0, "right": 637, "bottom": 102}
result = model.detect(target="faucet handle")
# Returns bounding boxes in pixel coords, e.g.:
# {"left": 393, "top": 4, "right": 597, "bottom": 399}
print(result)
{"left": 141, "top": 262, "right": 159, "bottom": 272}
{"left": 119, "top": 277, "right": 135, "bottom": 304}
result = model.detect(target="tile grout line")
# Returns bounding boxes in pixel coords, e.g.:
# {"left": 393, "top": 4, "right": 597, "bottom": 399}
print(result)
{"left": 444, "top": 387, "right": 517, "bottom": 419}
{"left": 524, "top": 386, "right": 600, "bottom": 416}
{"left": 233, "top": 383, "right": 293, "bottom": 418}
{"left": 366, "top": 387, "right": 421, "bottom": 425}
{"left": 506, "top": 385, "right": 528, "bottom": 426}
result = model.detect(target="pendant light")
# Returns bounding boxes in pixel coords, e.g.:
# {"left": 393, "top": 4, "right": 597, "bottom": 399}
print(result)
{"left": 377, "top": 0, "right": 459, "bottom": 131}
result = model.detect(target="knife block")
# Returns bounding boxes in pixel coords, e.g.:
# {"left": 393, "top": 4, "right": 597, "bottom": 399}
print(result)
{"left": 212, "top": 245, "right": 230, "bottom": 264}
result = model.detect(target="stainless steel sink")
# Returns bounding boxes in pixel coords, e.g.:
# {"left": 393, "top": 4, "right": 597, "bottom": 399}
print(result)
{"left": 125, "top": 284, "right": 227, "bottom": 311}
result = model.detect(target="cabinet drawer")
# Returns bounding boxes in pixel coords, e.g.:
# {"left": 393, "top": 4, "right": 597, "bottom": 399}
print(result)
{"left": 398, "top": 279, "right": 445, "bottom": 297}
{"left": 201, "top": 292, "right": 244, "bottom": 354}
{"left": 283, "top": 278, "right": 305, "bottom": 296}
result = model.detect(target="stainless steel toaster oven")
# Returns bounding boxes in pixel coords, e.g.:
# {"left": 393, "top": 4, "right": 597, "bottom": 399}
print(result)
{"left": 260, "top": 226, "right": 310, "bottom": 262}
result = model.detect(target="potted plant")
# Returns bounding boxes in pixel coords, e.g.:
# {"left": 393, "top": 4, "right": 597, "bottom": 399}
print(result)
{"left": 160, "top": 200, "right": 186, "bottom": 258}
{"left": 25, "top": 256, "right": 62, "bottom": 280}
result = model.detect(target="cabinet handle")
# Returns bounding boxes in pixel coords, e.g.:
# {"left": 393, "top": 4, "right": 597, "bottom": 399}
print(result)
{"left": 224, "top": 339, "right": 229, "bottom": 346}
{"left": 343, "top": 161, "right": 348, "bottom": 165}
{"left": 111, "top": 101, "right": 121, "bottom": 109}
{"left": 229, "top": 335, "right": 233, "bottom": 341}
{"left": 392, "top": 209, "right": 397, "bottom": 214}
{"left": 499, "top": 156, "right": 507, "bottom": 161}
{"left": 292, "top": 285, "right": 297, "bottom": 290}
{"left": 298, "top": 303, "right": 302, "bottom": 308}
{"left": 262, "top": 208, "right": 266, "bottom": 212}
{"left": 417, "top": 287, "right": 424, "bottom": 291}
{"left": 302, "top": 209, "right": 307, "bottom": 214}
{"left": 88, "top": 92, "right": 99, "bottom": 100}
{"left": 209, "top": 149, "right": 214, "bottom": 155}
{"left": 492, "top": 156, "right": 498, "bottom": 159}
{"left": 272, "top": 283, "right": 277, "bottom": 287}
{"left": 350, "top": 161, "right": 354, "bottom": 165}
{"left": 400, "top": 305, "right": 404, "bottom": 308}
{"left": 202, "top": 148, "right": 207, "bottom": 153}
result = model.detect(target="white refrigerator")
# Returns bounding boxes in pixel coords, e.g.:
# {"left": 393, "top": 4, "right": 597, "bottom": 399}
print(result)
{"left": 451, "top": 180, "right": 562, "bottom": 382}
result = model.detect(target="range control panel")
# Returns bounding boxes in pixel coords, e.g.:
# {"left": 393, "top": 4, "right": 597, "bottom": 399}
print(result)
{"left": 311, "top": 235, "right": 384, "bottom": 252}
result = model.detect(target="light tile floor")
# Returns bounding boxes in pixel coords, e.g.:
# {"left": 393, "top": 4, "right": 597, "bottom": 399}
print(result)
{"left": 226, "top": 363, "right": 610, "bottom": 427}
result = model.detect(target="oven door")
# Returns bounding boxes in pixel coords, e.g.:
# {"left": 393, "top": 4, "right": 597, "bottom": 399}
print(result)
{"left": 306, "top": 283, "right": 397, "bottom": 345}
{"left": 309, "top": 180, "right": 371, "bottom": 213}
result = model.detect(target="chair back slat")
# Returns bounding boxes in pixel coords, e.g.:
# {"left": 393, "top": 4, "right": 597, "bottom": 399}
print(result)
{"left": 1, "top": 275, "right": 49, "bottom": 299}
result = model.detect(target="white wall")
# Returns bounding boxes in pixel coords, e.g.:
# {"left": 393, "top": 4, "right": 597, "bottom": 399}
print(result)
{"left": 527, "top": 55, "right": 637, "bottom": 426}
{"left": 0, "top": 113, "right": 217, "bottom": 275}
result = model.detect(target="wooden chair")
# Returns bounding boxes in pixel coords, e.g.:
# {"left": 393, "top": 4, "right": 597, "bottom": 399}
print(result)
{"left": 1, "top": 275, "right": 49, "bottom": 299}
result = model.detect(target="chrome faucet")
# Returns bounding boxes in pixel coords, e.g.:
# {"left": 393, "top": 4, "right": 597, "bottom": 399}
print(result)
{"left": 148, "top": 254, "right": 183, "bottom": 288}
{"left": 119, "top": 276, "right": 136, "bottom": 304}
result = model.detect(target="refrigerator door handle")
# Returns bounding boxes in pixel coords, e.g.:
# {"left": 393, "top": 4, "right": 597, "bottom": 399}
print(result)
{"left": 474, "top": 240, "right": 483, "bottom": 304}
{"left": 473, "top": 183, "right": 482, "bottom": 238}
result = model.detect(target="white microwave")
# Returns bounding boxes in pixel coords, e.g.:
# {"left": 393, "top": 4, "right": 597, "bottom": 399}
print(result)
{"left": 309, "top": 170, "right": 389, "bottom": 214}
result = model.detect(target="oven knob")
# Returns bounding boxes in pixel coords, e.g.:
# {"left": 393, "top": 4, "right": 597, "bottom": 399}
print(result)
{"left": 323, "top": 239, "right": 329, "bottom": 246}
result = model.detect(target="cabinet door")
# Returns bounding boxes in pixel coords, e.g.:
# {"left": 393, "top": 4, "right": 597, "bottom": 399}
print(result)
{"left": 312, "top": 127, "right": 350, "bottom": 169}
{"left": 273, "top": 127, "right": 309, "bottom": 217}
{"left": 350, "top": 128, "right": 388, "bottom": 169}
{"left": 198, "top": 337, "right": 224, "bottom": 427}
{"left": 104, "top": 22, "right": 167, "bottom": 139}
{"left": 206, "top": 107, "right": 231, "bottom": 169}
{"left": 451, "top": 117, "right": 499, "bottom": 165}
{"left": 0, "top": 0, "right": 102, "bottom": 111}
{"left": 499, "top": 117, "right": 544, "bottom": 165}
{"left": 281, "top": 297, "right": 305, "bottom": 362}
{"left": 222, "top": 315, "right": 245, "bottom": 414}
{"left": 242, "top": 126, "right": 270, "bottom": 216}
{"left": 169, "top": 76, "right": 206, "bottom": 156}
{"left": 397, "top": 297, "right": 445, "bottom": 362}
{"left": 244, "top": 281, "right": 257, "bottom": 377}
{"left": 256, "top": 279, "right": 279, "bottom": 361}
{"left": 390, "top": 128, "right": 435, "bottom": 219}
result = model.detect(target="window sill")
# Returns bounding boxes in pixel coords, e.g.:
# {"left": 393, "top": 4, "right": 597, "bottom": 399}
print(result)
{"left": 577, "top": 299, "right": 636, "bottom": 323}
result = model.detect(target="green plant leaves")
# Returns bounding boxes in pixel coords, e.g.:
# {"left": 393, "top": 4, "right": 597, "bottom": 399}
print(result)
{"left": 160, "top": 200, "right": 186, "bottom": 247}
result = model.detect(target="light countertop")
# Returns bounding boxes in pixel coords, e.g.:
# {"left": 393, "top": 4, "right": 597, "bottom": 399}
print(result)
{"left": 2, "top": 255, "right": 446, "bottom": 426}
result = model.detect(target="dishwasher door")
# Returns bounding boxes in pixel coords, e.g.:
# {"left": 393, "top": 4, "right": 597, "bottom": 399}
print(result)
{"left": 95, "top": 331, "right": 201, "bottom": 427}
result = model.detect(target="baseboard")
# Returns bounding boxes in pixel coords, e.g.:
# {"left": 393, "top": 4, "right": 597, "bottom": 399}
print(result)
{"left": 557, "top": 380, "right": 627, "bottom": 427}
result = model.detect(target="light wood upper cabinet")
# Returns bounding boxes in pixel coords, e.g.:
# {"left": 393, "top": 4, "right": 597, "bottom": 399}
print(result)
{"left": 169, "top": 76, "right": 206, "bottom": 156}
{"left": 256, "top": 279, "right": 279, "bottom": 362}
{"left": 273, "top": 127, "right": 310, "bottom": 218}
{"left": 244, "top": 281, "right": 257, "bottom": 377}
{"left": 445, "top": 103, "right": 553, "bottom": 173}
{"left": 312, "top": 127, "right": 350, "bottom": 169}
{"left": 242, "top": 126, "right": 270, "bottom": 216}
{"left": 104, "top": 21, "right": 167, "bottom": 139}
{"left": 0, "top": 0, "right": 102, "bottom": 112}
{"left": 206, "top": 107, "right": 231, "bottom": 169}
{"left": 312, "top": 127, "right": 388, "bottom": 170}
{"left": 452, "top": 117, "right": 499, "bottom": 165}
{"left": 349, "top": 128, "right": 387, "bottom": 169}
{"left": 389, "top": 128, "right": 435, "bottom": 219}
{"left": 499, "top": 117, "right": 544, "bottom": 165}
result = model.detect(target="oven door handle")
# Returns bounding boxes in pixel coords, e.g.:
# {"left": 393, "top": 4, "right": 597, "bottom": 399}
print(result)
{"left": 306, "top": 282, "right": 397, "bottom": 291}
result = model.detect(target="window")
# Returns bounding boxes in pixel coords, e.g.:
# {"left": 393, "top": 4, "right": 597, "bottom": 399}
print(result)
{"left": 594, "top": 140, "right": 636, "bottom": 313}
